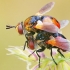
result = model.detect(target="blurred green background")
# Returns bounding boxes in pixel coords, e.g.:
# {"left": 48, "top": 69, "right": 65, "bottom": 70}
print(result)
{"left": 0, "top": 0, "right": 70, "bottom": 70}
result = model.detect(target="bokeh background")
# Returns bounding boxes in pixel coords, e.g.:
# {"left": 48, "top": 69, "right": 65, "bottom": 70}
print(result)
{"left": 0, "top": 0, "right": 70, "bottom": 70}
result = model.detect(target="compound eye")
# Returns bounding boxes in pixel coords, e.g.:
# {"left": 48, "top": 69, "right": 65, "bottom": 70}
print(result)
{"left": 16, "top": 23, "right": 23, "bottom": 35}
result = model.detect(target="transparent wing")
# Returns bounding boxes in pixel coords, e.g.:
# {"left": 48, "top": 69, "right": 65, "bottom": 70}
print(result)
{"left": 59, "top": 20, "right": 69, "bottom": 29}
{"left": 34, "top": 17, "right": 59, "bottom": 33}
{"left": 55, "top": 36, "right": 70, "bottom": 51}
{"left": 35, "top": 2, "right": 55, "bottom": 15}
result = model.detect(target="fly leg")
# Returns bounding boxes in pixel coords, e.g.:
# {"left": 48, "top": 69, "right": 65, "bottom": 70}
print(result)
{"left": 23, "top": 41, "right": 28, "bottom": 50}
{"left": 28, "top": 50, "right": 36, "bottom": 57}
{"left": 23, "top": 34, "right": 29, "bottom": 50}
{"left": 28, "top": 46, "right": 45, "bottom": 67}
{"left": 50, "top": 47, "right": 57, "bottom": 65}
{"left": 57, "top": 49, "right": 65, "bottom": 58}
{"left": 35, "top": 46, "right": 46, "bottom": 67}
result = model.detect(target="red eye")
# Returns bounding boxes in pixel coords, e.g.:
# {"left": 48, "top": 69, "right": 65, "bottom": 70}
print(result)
{"left": 16, "top": 23, "right": 23, "bottom": 35}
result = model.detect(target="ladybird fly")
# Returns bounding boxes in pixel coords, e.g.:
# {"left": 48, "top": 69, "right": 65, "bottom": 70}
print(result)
{"left": 6, "top": 1, "right": 70, "bottom": 68}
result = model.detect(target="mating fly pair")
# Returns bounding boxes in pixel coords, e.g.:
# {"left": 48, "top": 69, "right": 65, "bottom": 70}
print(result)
{"left": 6, "top": 2, "right": 70, "bottom": 67}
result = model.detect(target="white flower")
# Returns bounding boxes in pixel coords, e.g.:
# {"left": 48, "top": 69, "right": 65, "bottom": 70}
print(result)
{"left": 6, "top": 46, "right": 70, "bottom": 70}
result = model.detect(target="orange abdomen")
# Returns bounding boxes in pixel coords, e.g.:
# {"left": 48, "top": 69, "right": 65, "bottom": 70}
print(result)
{"left": 46, "top": 39, "right": 57, "bottom": 47}
{"left": 52, "top": 18, "right": 60, "bottom": 28}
